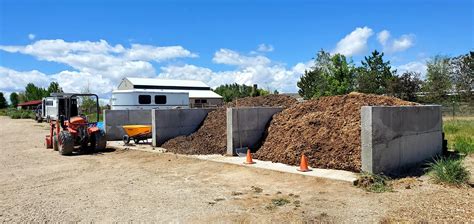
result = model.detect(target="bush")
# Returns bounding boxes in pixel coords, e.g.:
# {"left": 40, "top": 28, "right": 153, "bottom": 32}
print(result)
{"left": 356, "top": 172, "right": 392, "bottom": 193}
{"left": 454, "top": 136, "right": 474, "bottom": 154}
{"left": 427, "top": 157, "right": 470, "bottom": 186}
{"left": 6, "top": 109, "right": 35, "bottom": 119}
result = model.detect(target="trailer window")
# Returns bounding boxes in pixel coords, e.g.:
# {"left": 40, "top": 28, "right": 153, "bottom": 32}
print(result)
{"left": 154, "top": 95, "right": 167, "bottom": 104}
{"left": 45, "top": 101, "right": 53, "bottom": 106}
{"left": 138, "top": 95, "right": 151, "bottom": 104}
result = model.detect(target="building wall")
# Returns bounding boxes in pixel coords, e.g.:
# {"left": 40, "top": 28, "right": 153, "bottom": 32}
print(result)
{"left": 189, "top": 98, "right": 223, "bottom": 108}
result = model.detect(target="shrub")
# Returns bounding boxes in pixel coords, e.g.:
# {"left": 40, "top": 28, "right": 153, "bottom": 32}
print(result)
{"left": 454, "top": 136, "right": 474, "bottom": 154}
{"left": 6, "top": 109, "right": 35, "bottom": 119}
{"left": 356, "top": 172, "right": 392, "bottom": 193}
{"left": 427, "top": 157, "right": 470, "bottom": 186}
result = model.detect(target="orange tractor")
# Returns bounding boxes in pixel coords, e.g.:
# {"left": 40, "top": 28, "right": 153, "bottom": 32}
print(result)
{"left": 45, "top": 94, "right": 106, "bottom": 155}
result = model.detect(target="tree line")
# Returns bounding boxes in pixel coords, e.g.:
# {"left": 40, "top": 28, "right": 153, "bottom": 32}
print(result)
{"left": 214, "top": 83, "right": 274, "bottom": 102}
{"left": 298, "top": 50, "right": 473, "bottom": 103}
{"left": 0, "top": 82, "right": 62, "bottom": 108}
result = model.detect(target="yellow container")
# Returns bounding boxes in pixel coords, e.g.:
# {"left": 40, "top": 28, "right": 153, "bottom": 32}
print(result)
{"left": 122, "top": 125, "right": 152, "bottom": 137}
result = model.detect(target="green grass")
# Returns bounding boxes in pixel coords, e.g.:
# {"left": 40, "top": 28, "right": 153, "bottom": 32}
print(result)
{"left": 443, "top": 118, "right": 474, "bottom": 154}
{"left": 427, "top": 157, "right": 470, "bottom": 186}
{"left": 453, "top": 136, "right": 474, "bottom": 155}
{"left": 356, "top": 172, "right": 392, "bottom": 193}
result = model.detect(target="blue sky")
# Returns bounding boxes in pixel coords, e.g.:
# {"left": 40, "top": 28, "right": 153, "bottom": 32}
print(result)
{"left": 0, "top": 0, "right": 473, "bottom": 98}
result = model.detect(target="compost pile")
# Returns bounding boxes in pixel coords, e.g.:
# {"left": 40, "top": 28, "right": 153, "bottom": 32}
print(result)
{"left": 253, "top": 93, "right": 417, "bottom": 172}
{"left": 162, "top": 95, "right": 297, "bottom": 155}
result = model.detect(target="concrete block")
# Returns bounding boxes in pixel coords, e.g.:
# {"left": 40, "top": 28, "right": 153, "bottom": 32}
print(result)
{"left": 361, "top": 105, "right": 443, "bottom": 174}
{"left": 104, "top": 110, "right": 152, "bottom": 140}
{"left": 226, "top": 107, "right": 284, "bottom": 156}
{"left": 152, "top": 108, "right": 214, "bottom": 146}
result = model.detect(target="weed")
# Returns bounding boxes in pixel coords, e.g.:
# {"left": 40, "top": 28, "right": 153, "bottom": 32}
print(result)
{"left": 427, "top": 157, "right": 470, "bottom": 186}
{"left": 271, "top": 198, "right": 290, "bottom": 206}
{"left": 251, "top": 186, "right": 263, "bottom": 193}
{"left": 231, "top": 191, "right": 243, "bottom": 196}
{"left": 453, "top": 136, "right": 474, "bottom": 154}
{"left": 356, "top": 172, "right": 392, "bottom": 193}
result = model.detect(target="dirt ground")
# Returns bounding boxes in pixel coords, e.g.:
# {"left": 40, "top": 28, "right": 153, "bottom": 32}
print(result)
{"left": 0, "top": 116, "right": 473, "bottom": 223}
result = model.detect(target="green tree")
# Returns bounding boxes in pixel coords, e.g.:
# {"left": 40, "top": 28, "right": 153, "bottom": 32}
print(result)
{"left": 450, "top": 52, "right": 473, "bottom": 101}
{"left": 424, "top": 55, "right": 452, "bottom": 102}
{"left": 297, "top": 67, "right": 329, "bottom": 99}
{"left": 24, "top": 83, "right": 48, "bottom": 101}
{"left": 388, "top": 72, "right": 423, "bottom": 101}
{"left": 0, "top": 92, "right": 7, "bottom": 109}
{"left": 47, "top": 82, "right": 63, "bottom": 94}
{"left": 9, "top": 92, "right": 19, "bottom": 108}
{"left": 214, "top": 83, "right": 269, "bottom": 102}
{"left": 356, "top": 50, "right": 395, "bottom": 94}
{"left": 17, "top": 92, "right": 27, "bottom": 103}
{"left": 297, "top": 50, "right": 355, "bottom": 99}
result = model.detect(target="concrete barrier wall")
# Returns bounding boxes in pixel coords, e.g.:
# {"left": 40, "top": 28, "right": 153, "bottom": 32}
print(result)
{"left": 152, "top": 108, "right": 214, "bottom": 146}
{"left": 104, "top": 110, "right": 152, "bottom": 140}
{"left": 226, "top": 107, "right": 284, "bottom": 156}
{"left": 361, "top": 105, "right": 442, "bottom": 174}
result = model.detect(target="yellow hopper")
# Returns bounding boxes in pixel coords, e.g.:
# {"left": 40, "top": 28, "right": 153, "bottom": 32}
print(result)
{"left": 122, "top": 125, "right": 152, "bottom": 144}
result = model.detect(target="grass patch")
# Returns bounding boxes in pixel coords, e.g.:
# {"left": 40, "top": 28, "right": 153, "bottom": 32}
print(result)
{"left": 427, "top": 157, "right": 470, "bottom": 186}
{"left": 453, "top": 136, "right": 474, "bottom": 155}
{"left": 356, "top": 172, "right": 392, "bottom": 193}
{"left": 443, "top": 118, "right": 474, "bottom": 151}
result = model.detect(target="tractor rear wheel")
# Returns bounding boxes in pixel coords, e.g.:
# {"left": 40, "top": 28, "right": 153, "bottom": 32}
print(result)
{"left": 94, "top": 130, "right": 107, "bottom": 151}
{"left": 53, "top": 134, "right": 59, "bottom": 151}
{"left": 59, "top": 131, "right": 74, "bottom": 156}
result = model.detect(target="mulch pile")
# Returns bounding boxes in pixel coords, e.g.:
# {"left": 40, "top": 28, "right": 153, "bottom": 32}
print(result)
{"left": 253, "top": 92, "right": 417, "bottom": 172}
{"left": 161, "top": 95, "right": 297, "bottom": 155}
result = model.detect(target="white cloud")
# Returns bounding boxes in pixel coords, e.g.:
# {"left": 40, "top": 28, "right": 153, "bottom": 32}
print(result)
{"left": 257, "top": 44, "right": 274, "bottom": 52}
{"left": 212, "top": 48, "right": 271, "bottom": 67}
{"left": 28, "top": 33, "right": 36, "bottom": 40}
{"left": 0, "top": 39, "right": 197, "bottom": 93}
{"left": 396, "top": 61, "right": 427, "bottom": 78}
{"left": 377, "top": 30, "right": 390, "bottom": 46}
{"left": 332, "top": 26, "right": 373, "bottom": 56}
{"left": 377, "top": 30, "right": 415, "bottom": 53}
{"left": 161, "top": 50, "right": 312, "bottom": 93}
{"left": 391, "top": 35, "right": 415, "bottom": 52}
{"left": 0, "top": 66, "right": 50, "bottom": 92}
{"left": 125, "top": 44, "right": 197, "bottom": 62}
{"left": 0, "top": 39, "right": 312, "bottom": 99}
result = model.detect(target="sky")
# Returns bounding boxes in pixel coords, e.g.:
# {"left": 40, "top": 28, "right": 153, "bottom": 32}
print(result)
{"left": 0, "top": 0, "right": 473, "bottom": 101}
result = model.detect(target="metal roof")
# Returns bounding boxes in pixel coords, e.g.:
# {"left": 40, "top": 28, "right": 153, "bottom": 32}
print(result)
{"left": 126, "top": 77, "right": 210, "bottom": 88}
{"left": 17, "top": 100, "right": 42, "bottom": 106}
{"left": 113, "top": 89, "right": 222, "bottom": 99}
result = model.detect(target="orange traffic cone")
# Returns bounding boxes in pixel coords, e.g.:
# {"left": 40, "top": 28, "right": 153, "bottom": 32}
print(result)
{"left": 243, "top": 148, "right": 255, "bottom": 164}
{"left": 297, "top": 154, "right": 311, "bottom": 172}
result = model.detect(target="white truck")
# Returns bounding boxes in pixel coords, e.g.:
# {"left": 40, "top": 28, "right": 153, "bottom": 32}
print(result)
{"left": 110, "top": 89, "right": 189, "bottom": 110}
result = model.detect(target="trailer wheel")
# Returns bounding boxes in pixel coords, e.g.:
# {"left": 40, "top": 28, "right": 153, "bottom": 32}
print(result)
{"left": 59, "top": 131, "right": 74, "bottom": 156}
{"left": 123, "top": 135, "right": 130, "bottom": 144}
{"left": 134, "top": 138, "right": 140, "bottom": 144}
{"left": 94, "top": 130, "right": 107, "bottom": 151}
{"left": 53, "top": 134, "right": 59, "bottom": 151}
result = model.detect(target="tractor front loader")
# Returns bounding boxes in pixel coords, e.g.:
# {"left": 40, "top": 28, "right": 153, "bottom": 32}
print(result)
{"left": 45, "top": 94, "right": 106, "bottom": 155}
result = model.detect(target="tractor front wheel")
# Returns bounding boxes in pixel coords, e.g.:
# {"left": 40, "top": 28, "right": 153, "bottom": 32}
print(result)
{"left": 59, "top": 131, "right": 74, "bottom": 156}
{"left": 53, "top": 134, "right": 59, "bottom": 151}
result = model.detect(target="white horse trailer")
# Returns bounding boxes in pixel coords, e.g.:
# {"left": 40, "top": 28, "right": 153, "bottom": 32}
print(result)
{"left": 111, "top": 89, "right": 190, "bottom": 110}
{"left": 38, "top": 93, "right": 79, "bottom": 122}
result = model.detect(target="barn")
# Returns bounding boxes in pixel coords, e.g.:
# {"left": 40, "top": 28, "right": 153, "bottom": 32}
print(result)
{"left": 117, "top": 77, "right": 223, "bottom": 108}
